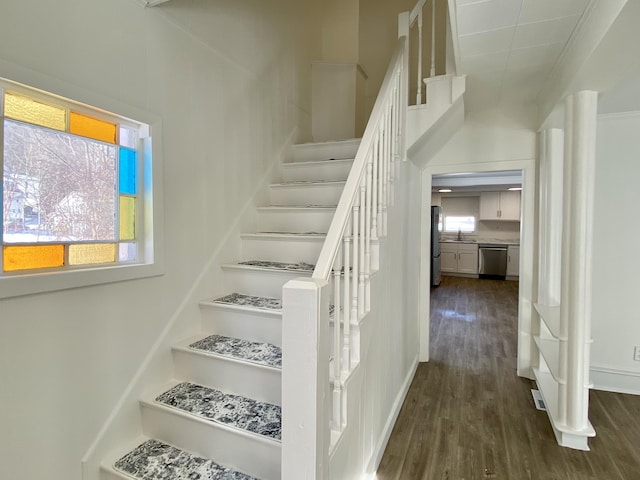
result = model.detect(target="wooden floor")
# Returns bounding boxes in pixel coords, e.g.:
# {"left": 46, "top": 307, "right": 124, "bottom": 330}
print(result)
{"left": 376, "top": 276, "right": 640, "bottom": 480}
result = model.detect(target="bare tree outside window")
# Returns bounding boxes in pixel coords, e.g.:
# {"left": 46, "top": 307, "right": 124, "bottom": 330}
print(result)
{"left": 2, "top": 119, "right": 117, "bottom": 243}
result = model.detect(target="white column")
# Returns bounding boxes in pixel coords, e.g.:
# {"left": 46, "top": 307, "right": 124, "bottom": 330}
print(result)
{"left": 561, "top": 91, "right": 597, "bottom": 431}
{"left": 538, "top": 128, "right": 564, "bottom": 306}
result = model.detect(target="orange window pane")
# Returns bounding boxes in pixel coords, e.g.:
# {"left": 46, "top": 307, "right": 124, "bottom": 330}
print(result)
{"left": 68, "top": 243, "right": 116, "bottom": 266}
{"left": 70, "top": 111, "right": 116, "bottom": 143}
{"left": 119, "top": 196, "right": 136, "bottom": 240}
{"left": 4, "top": 92, "right": 66, "bottom": 131}
{"left": 3, "top": 244, "right": 64, "bottom": 272}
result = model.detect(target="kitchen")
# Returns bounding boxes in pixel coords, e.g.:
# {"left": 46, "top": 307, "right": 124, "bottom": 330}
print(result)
{"left": 430, "top": 170, "right": 522, "bottom": 286}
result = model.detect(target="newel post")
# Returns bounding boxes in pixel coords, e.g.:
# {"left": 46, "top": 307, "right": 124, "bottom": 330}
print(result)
{"left": 282, "top": 278, "right": 331, "bottom": 480}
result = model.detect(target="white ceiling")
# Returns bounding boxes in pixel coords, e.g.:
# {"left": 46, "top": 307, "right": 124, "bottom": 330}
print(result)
{"left": 451, "top": 0, "right": 592, "bottom": 111}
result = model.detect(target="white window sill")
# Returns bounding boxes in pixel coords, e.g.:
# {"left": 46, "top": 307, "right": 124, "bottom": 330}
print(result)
{"left": 0, "top": 262, "right": 164, "bottom": 299}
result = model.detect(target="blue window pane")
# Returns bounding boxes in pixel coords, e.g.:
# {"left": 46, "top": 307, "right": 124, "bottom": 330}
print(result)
{"left": 119, "top": 147, "right": 137, "bottom": 195}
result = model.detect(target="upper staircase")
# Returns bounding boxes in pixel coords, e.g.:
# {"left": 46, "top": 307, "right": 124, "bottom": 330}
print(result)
{"left": 99, "top": 139, "right": 359, "bottom": 480}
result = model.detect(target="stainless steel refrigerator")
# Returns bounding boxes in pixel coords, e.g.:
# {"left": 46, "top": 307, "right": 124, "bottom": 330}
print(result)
{"left": 431, "top": 206, "right": 441, "bottom": 287}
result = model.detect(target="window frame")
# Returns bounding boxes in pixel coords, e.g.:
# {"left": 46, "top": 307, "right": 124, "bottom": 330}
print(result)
{"left": 0, "top": 73, "right": 164, "bottom": 299}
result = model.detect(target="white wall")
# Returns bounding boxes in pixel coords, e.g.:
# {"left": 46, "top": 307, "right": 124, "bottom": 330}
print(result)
{"left": 0, "top": 1, "right": 322, "bottom": 479}
{"left": 590, "top": 112, "right": 640, "bottom": 394}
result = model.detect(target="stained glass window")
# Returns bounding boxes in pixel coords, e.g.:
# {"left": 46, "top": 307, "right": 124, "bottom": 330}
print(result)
{"left": 69, "top": 243, "right": 116, "bottom": 265}
{"left": 3, "top": 245, "right": 65, "bottom": 271}
{"left": 1, "top": 78, "right": 146, "bottom": 275}
{"left": 70, "top": 111, "right": 117, "bottom": 144}
{"left": 4, "top": 92, "right": 66, "bottom": 131}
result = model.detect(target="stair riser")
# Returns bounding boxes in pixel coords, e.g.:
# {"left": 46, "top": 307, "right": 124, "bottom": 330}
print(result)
{"left": 292, "top": 139, "right": 360, "bottom": 163}
{"left": 241, "top": 237, "right": 325, "bottom": 265}
{"left": 172, "top": 348, "right": 281, "bottom": 406}
{"left": 199, "top": 305, "right": 282, "bottom": 347}
{"left": 223, "top": 267, "right": 312, "bottom": 298}
{"left": 282, "top": 160, "right": 353, "bottom": 182}
{"left": 256, "top": 208, "right": 335, "bottom": 233}
{"left": 269, "top": 183, "right": 344, "bottom": 206}
{"left": 140, "top": 403, "right": 280, "bottom": 480}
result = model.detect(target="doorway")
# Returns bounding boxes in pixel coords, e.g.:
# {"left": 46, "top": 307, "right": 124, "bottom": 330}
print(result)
{"left": 419, "top": 160, "right": 536, "bottom": 380}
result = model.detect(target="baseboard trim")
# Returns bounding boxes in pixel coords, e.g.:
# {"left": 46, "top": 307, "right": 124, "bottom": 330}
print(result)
{"left": 364, "top": 355, "right": 419, "bottom": 476}
{"left": 591, "top": 365, "right": 640, "bottom": 396}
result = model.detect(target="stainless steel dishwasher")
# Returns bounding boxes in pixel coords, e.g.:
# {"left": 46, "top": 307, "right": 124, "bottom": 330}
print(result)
{"left": 478, "top": 244, "right": 507, "bottom": 279}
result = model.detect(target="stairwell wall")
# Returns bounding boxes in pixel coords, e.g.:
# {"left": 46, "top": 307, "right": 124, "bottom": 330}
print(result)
{"left": 0, "top": 1, "right": 323, "bottom": 479}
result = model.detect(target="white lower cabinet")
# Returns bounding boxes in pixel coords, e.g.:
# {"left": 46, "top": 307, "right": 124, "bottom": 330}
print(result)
{"left": 440, "top": 243, "right": 478, "bottom": 275}
{"left": 507, "top": 245, "right": 520, "bottom": 277}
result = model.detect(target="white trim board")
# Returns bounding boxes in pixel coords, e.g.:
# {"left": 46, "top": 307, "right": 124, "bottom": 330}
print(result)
{"left": 591, "top": 365, "right": 640, "bottom": 396}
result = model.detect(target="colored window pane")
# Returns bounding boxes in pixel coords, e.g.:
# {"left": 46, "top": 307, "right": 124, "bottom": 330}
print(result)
{"left": 119, "top": 147, "right": 137, "bottom": 195}
{"left": 3, "top": 244, "right": 64, "bottom": 272}
{"left": 4, "top": 92, "right": 66, "bottom": 131}
{"left": 119, "top": 126, "right": 136, "bottom": 148}
{"left": 69, "top": 112, "right": 116, "bottom": 144}
{"left": 68, "top": 243, "right": 116, "bottom": 266}
{"left": 118, "top": 242, "right": 137, "bottom": 262}
{"left": 119, "top": 196, "right": 135, "bottom": 240}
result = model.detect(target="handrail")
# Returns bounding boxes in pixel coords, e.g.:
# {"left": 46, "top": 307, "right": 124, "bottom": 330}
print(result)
{"left": 312, "top": 37, "right": 406, "bottom": 281}
{"left": 410, "top": 0, "right": 428, "bottom": 24}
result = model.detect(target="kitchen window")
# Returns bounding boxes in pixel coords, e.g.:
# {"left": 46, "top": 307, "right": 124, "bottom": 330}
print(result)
{"left": 443, "top": 215, "right": 476, "bottom": 233}
{"left": 0, "top": 77, "right": 163, "bottom": 298}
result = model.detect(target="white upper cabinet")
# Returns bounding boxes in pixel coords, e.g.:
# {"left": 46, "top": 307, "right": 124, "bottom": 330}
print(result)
{"left": 479, "top": 191, "right": 521, "bottom": 221}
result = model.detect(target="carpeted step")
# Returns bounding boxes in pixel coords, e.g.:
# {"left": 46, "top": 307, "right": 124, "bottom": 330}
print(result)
{"left": 114, "top": 438, "right": 256, "bottom": 480}
{"left": 189, "top": 334, "right": 282, "bottom": 369}
{"left": 155, "top": 382, "right": 282, "bottom": 441}
{"left": 212, "top": 292, "right": 281, "bottom": 311}
{"left": 238, "top": 259, "right": 315, "bottom": 272}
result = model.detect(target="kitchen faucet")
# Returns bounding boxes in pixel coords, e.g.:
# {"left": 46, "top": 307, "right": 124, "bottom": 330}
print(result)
{"left": 457, "top": 228, "right": 462, "bottom": 241}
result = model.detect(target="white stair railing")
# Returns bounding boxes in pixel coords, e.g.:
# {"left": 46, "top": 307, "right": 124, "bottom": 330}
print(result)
{"left": 282, "top": 35, "right": 408, "bottom": 478}
{"left": 410, "top": 0, "right": 438, "bottom": 105}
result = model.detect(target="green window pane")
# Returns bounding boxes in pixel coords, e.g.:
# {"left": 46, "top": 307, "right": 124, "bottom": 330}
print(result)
{"left": 119, "top": 147, "right": 137, "bottom": 195}
{"left": 119, "top": 196, "right": 135, "bottom": 240}
{"left": 4, "top": 92, "right": 66, "bottom": 131}
{"left": 68, "top": 243, "right": 116, "bottom": 265}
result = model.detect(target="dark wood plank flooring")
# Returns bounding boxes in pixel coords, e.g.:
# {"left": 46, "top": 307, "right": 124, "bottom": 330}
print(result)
{"left": 376, "top": 276, "right": 640, "bottom": 480}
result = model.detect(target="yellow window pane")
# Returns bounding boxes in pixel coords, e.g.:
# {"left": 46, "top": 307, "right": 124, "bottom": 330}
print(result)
{"left": 4, "top": 92, "right": 66, "bottom": 131}
{"left": 70, "top": 111, "right": 116, "bottom": 144}
{"left": 68, "top": 243, "right": 116, "bottom": 266}
{"left": 3, "top": 245, "right": 64, "bottom": 272}
{"left": 119, "top": 196, "right": 136, "bottom": 240}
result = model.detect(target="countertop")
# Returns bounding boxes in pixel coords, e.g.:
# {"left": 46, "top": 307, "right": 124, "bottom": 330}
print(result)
{"left": 439, "top": 238, "right": 519, "bottom": 246}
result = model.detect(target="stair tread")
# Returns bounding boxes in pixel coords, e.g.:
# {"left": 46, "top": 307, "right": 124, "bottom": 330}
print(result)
{"left": 211, "top": 292, "right": 281, "bottom": 311}
{"left": 114, "top": 438, "right": 256, "bottom": 480}
{"left": 189, "top": 334, "right": 282, "bottom": 369}
{"left": 241, "top": 232, "right": 326, "bottom": 237}
{"left": 283, "top": 158, "right": 353, "bottom": 167}
{"left": 257, "top": 205, "right": 336, "bottom": 210}
{"left": 235, "top": 260, "right": 315, "bottom": 272}
{"left": 270, "top": 180, "right": 346, "bottom": 187}
{"left": 155, "top": 382, "right": 281, "bottom": 441}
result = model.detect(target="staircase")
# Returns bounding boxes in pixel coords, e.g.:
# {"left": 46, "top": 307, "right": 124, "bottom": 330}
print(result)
{"left": 99, "top": 139, "right": 359, "bottom": 480}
